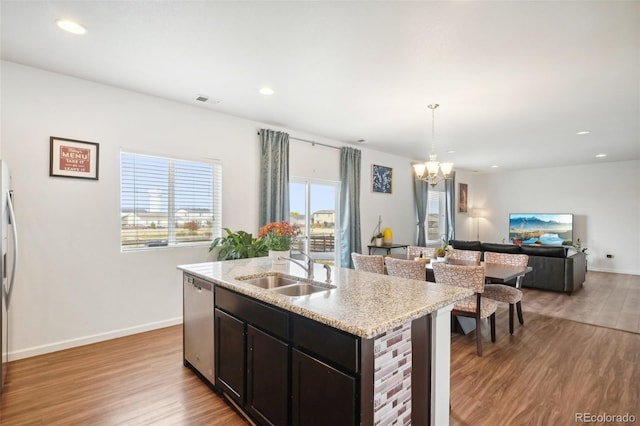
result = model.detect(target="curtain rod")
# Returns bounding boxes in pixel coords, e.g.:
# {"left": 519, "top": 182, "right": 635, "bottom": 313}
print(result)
{"left": 257, "top": 131, "right": 341, "bottom": 151}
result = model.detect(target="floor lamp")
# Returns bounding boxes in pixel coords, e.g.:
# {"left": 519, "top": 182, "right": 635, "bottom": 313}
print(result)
{"left": 471, "top": 208, "right": 486, "bottom": 240}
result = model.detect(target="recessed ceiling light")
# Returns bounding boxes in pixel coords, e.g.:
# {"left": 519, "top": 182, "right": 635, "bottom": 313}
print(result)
{"left": 491, "top": 165, "right": 499, "bottom": 168}
{"left": 576, "top": 130, "right": 591, "bottom": 135}
{"left": 56, "top": 19, "right": 86, "bottom": 35}
{"left": 259, "top": 87, "right": 274, "bottom": 96}
{"left": 447, "top": 150, "right": 456, "bottom": 154}
{"left": 595, "top": 153, "right": 607, "bottom": 158}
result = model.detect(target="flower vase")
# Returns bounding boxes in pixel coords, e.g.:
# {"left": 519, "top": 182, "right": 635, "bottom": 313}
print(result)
{"left": 269, "top": 250, "right": 290, "bottom": 265}
{"left": 383, "top": 228, "right": 393, "bottom": 245}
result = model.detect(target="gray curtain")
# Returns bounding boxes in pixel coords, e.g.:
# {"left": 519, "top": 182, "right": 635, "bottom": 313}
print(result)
{"left": 444, "top": 172, "right": 456, "bottom": 243}
{"left": 414, "top": 178, "right": 429, "bottom": 246}
{"left": 259, "top": 129, "right": 290, "bottom": 227}
{"left": 339, "top": 147, "right": 362, "bottom": 268}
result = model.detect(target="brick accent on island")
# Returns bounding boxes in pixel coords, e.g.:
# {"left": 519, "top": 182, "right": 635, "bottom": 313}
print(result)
{"left": 374, "top": 322, "right": 413, "bottom": 425}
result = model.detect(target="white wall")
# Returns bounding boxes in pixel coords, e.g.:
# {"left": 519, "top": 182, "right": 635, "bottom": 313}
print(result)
{"left": 454, "top": 163, "right": 640, "bottom": 275}
{"left": 359, "top": 150, "right": 418, "bottom": 252}
{"left": 453, "top": 169, "right": 484, "bottom": 241}
{"left": 0, "top": 61, "right": 418, "bottom": 359}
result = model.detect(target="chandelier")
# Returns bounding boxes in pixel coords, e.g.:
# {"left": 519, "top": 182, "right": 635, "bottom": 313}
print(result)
{"left": 413, "top": 103, "right": 453, "bottom": 187}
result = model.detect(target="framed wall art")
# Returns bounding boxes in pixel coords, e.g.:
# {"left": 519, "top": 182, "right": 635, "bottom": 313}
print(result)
{"left": 458, "top": 182, "right": 468, "bottom": 212}
{"left": 372, "top": 164, "right": 393, "bottom": 194}
{"left": 50, "top": 137, "right": 100, "bottom": 180}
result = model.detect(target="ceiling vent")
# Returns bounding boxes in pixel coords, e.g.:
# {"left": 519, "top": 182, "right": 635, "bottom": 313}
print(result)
{"left": 194, "top": 95, "right": 222, "bottom": 104}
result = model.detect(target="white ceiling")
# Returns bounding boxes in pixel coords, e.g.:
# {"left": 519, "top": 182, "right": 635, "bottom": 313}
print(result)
{"left": 1, "top": 1, "right": 639, "bottom": 172}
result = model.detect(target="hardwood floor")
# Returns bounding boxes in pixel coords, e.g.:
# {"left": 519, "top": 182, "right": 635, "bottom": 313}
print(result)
{"left": 450, "top": 311, "right": 639, "bottom": 425}
{"left": 1, "top": 272, "right": 638, "bottom": 425}
{"left": 450, "top": 271, "right": 640, "bottom": 425}
{"left": 0, "top": 326, "right": 247, "bottom": 426}
{"left": 522, "top": 271, "right": 640, "bottom": 333}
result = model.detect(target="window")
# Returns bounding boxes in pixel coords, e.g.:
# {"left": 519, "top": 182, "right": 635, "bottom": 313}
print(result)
{"left": 120, "top": 151, "right": 222, "bottom": 251}
{"left": 427, "top": 185, "right": 446, "bottom": 243}
{"left": 289, "top": 178, "right": 339, "bottom": 265}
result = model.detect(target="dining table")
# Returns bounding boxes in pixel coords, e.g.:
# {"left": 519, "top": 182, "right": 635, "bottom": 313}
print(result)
{"left": 425, "top": 258, "right": 532, "bottom": 285}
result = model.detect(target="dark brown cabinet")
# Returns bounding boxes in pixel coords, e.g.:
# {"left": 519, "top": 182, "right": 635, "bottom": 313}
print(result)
{"left": 215, "top": 287, "right": 291, "bottom": 425}
{"left": 214, "top": 286, "right": 365, "bottom": 426}
{"left": 246, "top": 325, "right": 289, "bottom": 426}
{"left": 214, "top": 308, "right": 245, "bottom": 405}
{"left": 291, "top": 348, "right": 357, "bottom": 426}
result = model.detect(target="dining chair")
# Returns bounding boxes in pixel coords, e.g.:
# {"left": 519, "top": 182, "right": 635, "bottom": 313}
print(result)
{"left": 483, "top": 252, "right": 529, "bottom": 334}
{"left": 407, "top": 246, "right": 436, "bottom": 260}
{"left": 432, "top": 262, "right": 497, "bottom": 356}
{"left": 449, "top": 249, "right": 481, "bottom": 263}
{"left": 351, "top": 253, "right": 385, "bottom": 274}
{"left": 384, "top": 257, "right": 426, "bottom": 280}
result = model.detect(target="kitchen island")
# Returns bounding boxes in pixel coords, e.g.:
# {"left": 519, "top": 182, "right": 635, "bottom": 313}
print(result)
{"left": 179, "top": 257, "right": 472, "bottom": 426}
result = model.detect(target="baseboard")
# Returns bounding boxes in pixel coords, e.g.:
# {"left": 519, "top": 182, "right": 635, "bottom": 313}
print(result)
{"left": 587, "top": 267, "right": 640, "bottom": 276}
{"left": 9, "top": 317, "right": 183, "bottom": 361}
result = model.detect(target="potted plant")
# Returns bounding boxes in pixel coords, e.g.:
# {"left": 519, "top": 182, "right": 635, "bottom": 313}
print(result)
{"left": 371, "top": 232, "right": 384, "bottom": 246}
{"left": 258, "top": 221, "right": 299, "bottom": 264}
{"left": 572, "top": 238, "right": 588, "bottom": 254}
{"left": 209, "top": 228, "right": 268, "bottom": 260}
{"left": 434, "top": 237, "right": 453, "bottom": 260}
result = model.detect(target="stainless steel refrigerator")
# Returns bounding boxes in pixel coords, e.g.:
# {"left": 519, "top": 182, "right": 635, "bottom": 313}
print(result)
{"left": 1, "top": 160, "right": 18, "bottom": 393}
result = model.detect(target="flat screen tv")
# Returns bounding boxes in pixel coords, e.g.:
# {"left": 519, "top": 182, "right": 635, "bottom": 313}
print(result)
{"left": 508, "top": 213, "right": 573, "bottom": 246}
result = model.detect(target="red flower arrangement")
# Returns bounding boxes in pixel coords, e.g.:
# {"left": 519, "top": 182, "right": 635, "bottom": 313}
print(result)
{"left": 258, "top": 221, "right": 298, "bottom": 251}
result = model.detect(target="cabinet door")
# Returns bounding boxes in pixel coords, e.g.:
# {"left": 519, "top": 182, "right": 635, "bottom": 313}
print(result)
{"left": 291, "top": 348, "right": 356, "bottom": 426}
{"left": 215, "top": 308, "right": 245, "bottom": 405}
{"left": 246, "top": 325, "right": 289, "bottom": 426}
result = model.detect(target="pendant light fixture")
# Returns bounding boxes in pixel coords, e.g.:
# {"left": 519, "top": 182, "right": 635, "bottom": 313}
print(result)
{"left": 413, "top": 103, "right": 453, "bottom": 187}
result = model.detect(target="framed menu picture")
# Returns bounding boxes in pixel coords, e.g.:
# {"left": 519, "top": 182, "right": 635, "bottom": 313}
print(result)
{"left": 372, "top": 164, "right": 392, "bottom": 194}
{"left": 50, "top": 137, "right": 99, "bottom": 180}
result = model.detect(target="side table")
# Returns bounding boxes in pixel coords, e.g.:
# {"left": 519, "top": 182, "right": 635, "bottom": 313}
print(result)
{"left": 367, "top": 243, "right": 409, "bottom": 256}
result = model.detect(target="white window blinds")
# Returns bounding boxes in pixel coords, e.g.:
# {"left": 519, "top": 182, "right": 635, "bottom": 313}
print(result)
{"left": 120, "top": 151, "right": 222, "bottom": 251}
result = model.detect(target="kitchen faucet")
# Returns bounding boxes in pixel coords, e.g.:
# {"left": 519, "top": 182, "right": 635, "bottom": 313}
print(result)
{"left": 279, "top": 249, "right": 315, "bottom": 279}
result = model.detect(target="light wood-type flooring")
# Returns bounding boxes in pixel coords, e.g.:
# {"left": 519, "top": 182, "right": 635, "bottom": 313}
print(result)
{"left": 1, "top": 272, "right": 638, "bottom": 425}
{"left": 522, "top": 270, "right": 640, "bottom": 333}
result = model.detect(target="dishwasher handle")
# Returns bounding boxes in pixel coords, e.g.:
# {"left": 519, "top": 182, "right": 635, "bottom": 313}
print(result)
{"left": 185, "top": 275, "right": 212, "bottom": 292}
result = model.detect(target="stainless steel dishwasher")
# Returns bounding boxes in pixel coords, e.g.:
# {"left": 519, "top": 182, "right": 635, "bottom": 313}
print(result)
{"left": 183, "top": 274, "right": 214, "bottom": 385}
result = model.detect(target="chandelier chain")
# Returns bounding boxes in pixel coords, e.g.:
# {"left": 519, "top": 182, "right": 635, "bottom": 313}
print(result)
{"left": 428, "top": 103, "right": 439, "bottom": 156}
{"left": 414, "top": 103, "right": 452, "bottom": 187}
{"left": 431, "top": 106, "right": 435, "bottom": 155}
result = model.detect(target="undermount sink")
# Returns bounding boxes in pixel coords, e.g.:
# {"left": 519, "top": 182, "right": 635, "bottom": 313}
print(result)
{"left": 239, "top": 274, "right": 299, "bottom": 289}
{"left": 236, "top": 273, "right": 336, "bottom": 297}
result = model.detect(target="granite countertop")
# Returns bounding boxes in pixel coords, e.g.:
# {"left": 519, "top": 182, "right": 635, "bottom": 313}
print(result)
{"left": 178, "top": 257, "right": 472, "bottom": 339}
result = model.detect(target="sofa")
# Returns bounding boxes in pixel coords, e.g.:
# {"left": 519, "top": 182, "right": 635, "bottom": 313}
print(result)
{"left": 450, "top": 240, "right": 587, "bottom": 294}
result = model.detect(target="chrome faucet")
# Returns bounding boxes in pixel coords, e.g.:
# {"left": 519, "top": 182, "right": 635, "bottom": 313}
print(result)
{"left": 279, "top": 249, "right": 315, "bottom": 279}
